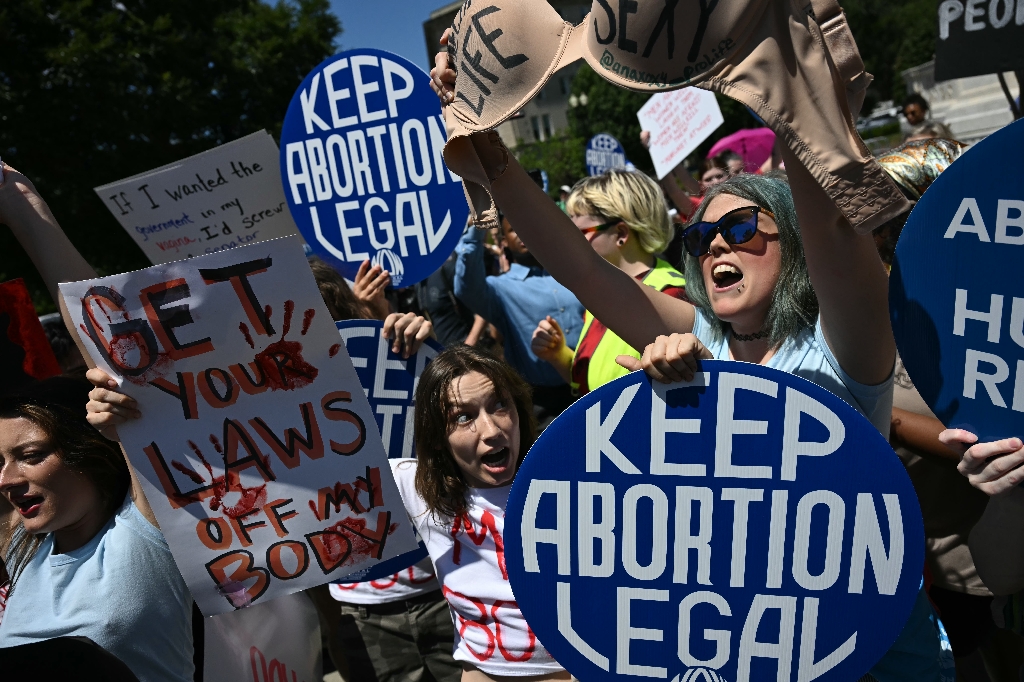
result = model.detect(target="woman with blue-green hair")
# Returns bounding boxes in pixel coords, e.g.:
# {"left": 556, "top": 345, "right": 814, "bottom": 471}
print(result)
{"left": 419, "top": 107, "right": 946, "bottom": 676}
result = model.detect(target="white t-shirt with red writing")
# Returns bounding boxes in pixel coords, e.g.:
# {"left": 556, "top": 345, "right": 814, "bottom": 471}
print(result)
{"left": 390, "top": 459, "right": 561, "bottom": 677}
{"left": 329, "top": 557, "right": 440, "bottom": 604}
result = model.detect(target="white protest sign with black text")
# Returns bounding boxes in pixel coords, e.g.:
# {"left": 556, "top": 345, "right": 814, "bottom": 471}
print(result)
{"left": 505, "top": 362, "right": 924, "bottom": 682}
{"left": 95, "top": 131, "right": 300, "bottom": 264}
{"left": 280, "top": 48, "right": 468, "bottom": 287}
{"left": 638, "top": 89, "right": 724, "bottom": 180}
{"left": 59, "top": 236, "right": 417, "bottom": 615}
{"left": 203, "top": 591, "right": 321, "bottom": 682}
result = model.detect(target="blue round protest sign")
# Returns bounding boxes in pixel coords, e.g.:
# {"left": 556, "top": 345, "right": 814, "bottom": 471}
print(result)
{"left": 890, "top": 119, "right": 1024, "bottom": 442}
{"left": 280, "top": 49, "right": 468, "bottom": 287}
{"left": 505, "top": 362, "right": 924, "bottom": 682}
{"left": 586, "top": 133, "right": 629, "bottom": 176}
{"left": 334, "top": 319, "right": 442, "bottom": 459}
{"left": 332, "top": 319, "right": 441, "bottom": 582}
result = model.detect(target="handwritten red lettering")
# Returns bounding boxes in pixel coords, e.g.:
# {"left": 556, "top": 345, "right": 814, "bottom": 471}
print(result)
{"left": 450, "top": 511, "right": 507, "bottom": 580}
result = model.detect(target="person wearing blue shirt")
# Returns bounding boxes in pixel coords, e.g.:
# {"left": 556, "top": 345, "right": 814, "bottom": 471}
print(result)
{"left": 454, "top": 217, "right": 584, "bottom": 421}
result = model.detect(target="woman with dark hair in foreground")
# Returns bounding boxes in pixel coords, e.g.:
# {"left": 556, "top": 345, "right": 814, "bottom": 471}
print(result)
{"left": 87, "top": 343, "right": 568, "bottom": 682}
{"left": 0, "top": 385, "right": 193, "bottom": 681}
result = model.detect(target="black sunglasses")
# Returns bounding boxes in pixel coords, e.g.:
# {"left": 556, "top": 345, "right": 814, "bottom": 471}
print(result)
{"left": 682, "top": 206, "right": 775, "bottom": 257}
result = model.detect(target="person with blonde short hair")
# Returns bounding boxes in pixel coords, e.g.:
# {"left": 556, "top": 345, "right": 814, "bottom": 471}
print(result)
{"left": 532, "top": 170, "right": 686, "bottom": 395}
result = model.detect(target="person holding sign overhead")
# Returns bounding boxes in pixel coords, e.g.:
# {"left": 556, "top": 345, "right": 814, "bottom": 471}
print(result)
{"left": 430, "top": 40, "right": 948, "bottom": 680}
{"left": 531, "top": 170, "right": 686, "bottom": 396}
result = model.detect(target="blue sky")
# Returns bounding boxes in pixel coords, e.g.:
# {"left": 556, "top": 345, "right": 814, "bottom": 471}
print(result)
{"left": 328, "top": 0, "right": 448, "bottom": 71}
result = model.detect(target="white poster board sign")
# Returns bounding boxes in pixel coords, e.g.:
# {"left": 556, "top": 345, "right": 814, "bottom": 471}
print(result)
{"left": 94, "top": 131, "right": 301, "bottom": 264}
{"left": 637, "top": 88, "right": 724, "bottom": 179}
{"left": 204, "top": 591, "right": 322, "bottom": 682}
{"left": 59, "top": 236, "right": 417, "bottom": 615}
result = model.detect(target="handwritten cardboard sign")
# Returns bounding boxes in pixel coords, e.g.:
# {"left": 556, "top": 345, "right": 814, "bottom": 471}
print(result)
{"left": 280, "top": 48, "right": 469, "bottom": 287}
{"left": 638, "top": 89, "right": 724, "bottom": 180}
{"left": 204, "top": 591, "right": 321, "bottom": 681}
{"left": 94, "top": 131, "right": 301, "bottom": 264}
{"left": 58, "top": 236, "right": 417, "bottom": 615}
{"left": 505, "top": 362, "right": 924, "bottom": 682}
{"left": 891, "top": 119, "right": 1024, "bottom": 441}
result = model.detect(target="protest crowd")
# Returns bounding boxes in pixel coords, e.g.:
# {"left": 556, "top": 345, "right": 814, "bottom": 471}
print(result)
{"left": 1, "top": 2, "right": 1023, "bottom": 682}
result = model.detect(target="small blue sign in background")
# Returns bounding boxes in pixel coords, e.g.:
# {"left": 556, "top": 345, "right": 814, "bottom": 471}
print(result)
{"left": 333, "top": 319, "right": 441, "bottom": 582}
{"left": 280, "top": 49, "right": 468, "bottom": 287}
{"left": 891, "top": 119, "right": 1024, "bottom": 442}
{"left": 505, "top": 362, "right": 923, "bottom": 682}
{"left": 586, "top": 133, "right": 629, "bottom": 176}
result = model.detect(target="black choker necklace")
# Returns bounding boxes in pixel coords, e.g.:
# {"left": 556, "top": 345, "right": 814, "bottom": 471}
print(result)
{"left": 733, "top": 329, "right": 769, "bottom": 342}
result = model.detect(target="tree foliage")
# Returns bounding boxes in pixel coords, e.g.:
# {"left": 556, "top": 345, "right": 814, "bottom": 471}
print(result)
{"left": 841, "top": 0, "right": 938, "bottom": 109}
{"left": 0, "top": 0, "right": 340, "bottom": 311}
{"left": 514, "top": 1, "right": 939, "bottom": 191}
{"left": 514, "top": 131, "right": 587, "bottom": 198}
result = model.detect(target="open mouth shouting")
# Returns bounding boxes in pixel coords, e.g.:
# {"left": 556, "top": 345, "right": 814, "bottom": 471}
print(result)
{"left": 711, "top": 262, "right": 744, "bottom": 292}
{"left": 479, "top": 447, "right": 512, "bottom": 475}
{"left": 11, "top": 493, "right": 44, "bottom": 518}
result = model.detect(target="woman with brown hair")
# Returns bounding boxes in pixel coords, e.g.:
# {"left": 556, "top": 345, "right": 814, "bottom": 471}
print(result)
{"left": 390, "top": 343, "right": 570, "bottom": 681}
{"left": 0, "top": 381, "right": 194, "bottom": 681}
{"left": 89, "top": 343, "right": 565, "bottom": 681}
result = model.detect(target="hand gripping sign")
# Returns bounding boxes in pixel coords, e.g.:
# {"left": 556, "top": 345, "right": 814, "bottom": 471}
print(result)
{"left": 58, "top": 236, "right": 418, "bottom": 615}
{"left": 890, "top": 119, "right": 1024, "bottom": 442}
{"left": 332, "top": 319, "right": 439, "bottom": 581}
{"left": 280, "top": 49, "right": 469, "bottom": 287}
{"left": 505, "top": 362, "right": 924, "bottom": 682}
{"left": 586, "top": 133, "right": 629, "bottom": 177}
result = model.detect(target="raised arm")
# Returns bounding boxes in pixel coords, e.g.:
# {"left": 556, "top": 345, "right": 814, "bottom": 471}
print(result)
{"left": 0, "top": 162, "right": 96, "bottom": 303}
{"left": 780, "top": 148, "right": 895, "bottom": 386}
{"left": 84, "top": 367, "right": 158, "bottom": 528}
{"left": 452, "top": 226, "right": 509, "bottom": 332}
{"left": 488, "top": 147, "right": 695, "bottom": 352}
{"left": 433, "top": 39, "right": 693, "bottom": 353}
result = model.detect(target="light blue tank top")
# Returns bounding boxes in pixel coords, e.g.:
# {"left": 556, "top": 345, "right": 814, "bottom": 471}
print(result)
{"left": 693, "top": 312, "right": 894, "bottom": 435}
{"left": 0, "top": 495, "right": 194, "bottom": 682}
{"left": 694, "top": 312, "right": 951, "bottom": 682}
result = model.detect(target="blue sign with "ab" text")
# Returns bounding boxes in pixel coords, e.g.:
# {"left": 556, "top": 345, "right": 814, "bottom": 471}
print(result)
{"left": 891, "top": 119, "right": 1024, "bottom": 442}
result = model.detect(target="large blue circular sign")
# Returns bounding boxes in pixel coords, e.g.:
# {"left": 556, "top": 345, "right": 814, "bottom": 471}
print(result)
{"left": 280, "top": 49, "right": 469, "bottom": 287}
{"left": 586, "top": 133, "right": 629, "bottom": 176}
{"left": 332, "top": 320, "right": 441, "bottom": 582}
{"left": 891, "top": 119, "right": 1024, "bottom": 442}
{"left": 505, "top": 362, "right": 923, "bottom": 682}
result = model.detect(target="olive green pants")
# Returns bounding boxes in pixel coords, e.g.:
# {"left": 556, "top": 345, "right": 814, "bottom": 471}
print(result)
{"left": 334, "top": 591, "right": 460, "bottom": 682}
